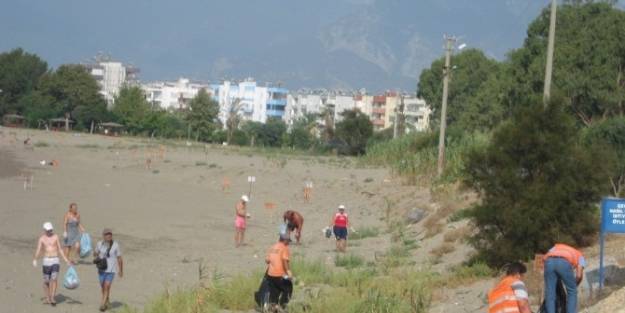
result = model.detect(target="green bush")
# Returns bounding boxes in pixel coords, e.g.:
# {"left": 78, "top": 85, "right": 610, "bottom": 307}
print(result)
{"left": 464, "top": 99, "right": 606, "bottom": 266}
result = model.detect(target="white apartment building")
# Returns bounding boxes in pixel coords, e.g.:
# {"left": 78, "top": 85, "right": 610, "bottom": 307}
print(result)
{"left": 142, "top": 78, "right": 210, "bottom": 110}
{"left": 211, "top": 79, "right": 270, "bottom": 126}
{"left": 403, "top": 97, "right": 431, "bottom": 132}
{"left": 85, "top": 56, "right": 139, "bottom": 109}
{"left": 285, "top": 93, "right": 324, "bottom": 126}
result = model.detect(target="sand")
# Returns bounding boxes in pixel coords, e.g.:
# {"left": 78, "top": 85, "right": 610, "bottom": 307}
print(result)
{"left": 0, "top": 127, "right": 397, "bottom": 313}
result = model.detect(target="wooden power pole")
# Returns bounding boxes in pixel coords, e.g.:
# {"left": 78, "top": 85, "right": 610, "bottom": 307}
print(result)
{"left": 543, "top": 0, "right": 557, "bottom": 107}
{"left": 437, "top": 36, "right": 456, "bottom": 177}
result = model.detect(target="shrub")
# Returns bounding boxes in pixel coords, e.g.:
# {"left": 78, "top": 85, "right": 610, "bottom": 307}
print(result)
{"left": 464, "top": 99, "right": 606, "bottom": 266}
{"left": 34, "top": 141, "right": 49, "bottom": 147}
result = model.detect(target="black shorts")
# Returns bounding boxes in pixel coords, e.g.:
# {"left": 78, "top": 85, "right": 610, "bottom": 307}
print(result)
{"left": 287, "top": 222, "right": 297, "bottom": 231}
{"left": 333, "top": 226, "right": 348, "bottom": 240}
{"left": 42, "top": 264, "right": 60, "bottom": 282}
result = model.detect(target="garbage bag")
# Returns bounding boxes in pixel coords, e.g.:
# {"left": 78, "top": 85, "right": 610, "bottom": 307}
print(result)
{"left": 279, "top": 224, "right": 288, "bottom": 237}
{"left": 63, "top": 266, "right": 79, "bottom": 290}
{"left": 80, "top": 233, "right": 92, "bottom": 258}
{"left": 325, "top": 227, "right": 332, "bottom": 238}
{"left": 254, "top": 276, "right": 271, "bottom": 309}
{"left": 538, "top": 280, "right": 567, "bottom": 313}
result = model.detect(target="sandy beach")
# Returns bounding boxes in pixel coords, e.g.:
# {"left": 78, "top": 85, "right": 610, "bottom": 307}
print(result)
{"left": 0, "top": 127, "right": 399, "bottom": 313}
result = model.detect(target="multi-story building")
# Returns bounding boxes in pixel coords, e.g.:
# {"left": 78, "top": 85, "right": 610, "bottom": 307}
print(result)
{"left": 211, "top": 79, "right": 275, "bottom": 125}
{"left": 371, "top": 94, "right": 387, "bottom": 130}
{"left": 142, "top": 78, "right": 210, "bottom": 110}
{"left": 266, "top": 87, "right": 288, "bottom": 120}
{"left": 84, "top": 54, "right": 139, "bottom": 109}
{"left": 403, "top": 97, "right": 431, "bottom": 132}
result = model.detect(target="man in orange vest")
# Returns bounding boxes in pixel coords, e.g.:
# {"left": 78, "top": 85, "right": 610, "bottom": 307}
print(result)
{"left": 543, "top": 243, "right": 586, "bottom": 313}
{"left": 488, "top": 262, "right": 532, "bottom": 313}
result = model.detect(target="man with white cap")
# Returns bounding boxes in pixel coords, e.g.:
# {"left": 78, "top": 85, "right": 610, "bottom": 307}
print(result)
{"left": 33, "top": 222, "right": 71, "bottom": 306}
{"left": 234, "top": 195, "right": 250, "bottom": 247}
{"left": 329, "top": 205, "right": 350, "bottom": 252}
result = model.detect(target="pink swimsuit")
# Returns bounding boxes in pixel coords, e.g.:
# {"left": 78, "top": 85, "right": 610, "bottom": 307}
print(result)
{"left": 235, "top": 215, "right": 246, "bottom": 229}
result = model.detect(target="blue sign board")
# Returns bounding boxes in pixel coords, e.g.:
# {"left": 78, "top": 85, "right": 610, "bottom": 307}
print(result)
{"left": 599, "top": 197, "right": 625, "bottom": 289}
{"left": 601, "top": 197, "right": 625, "bottom": 233}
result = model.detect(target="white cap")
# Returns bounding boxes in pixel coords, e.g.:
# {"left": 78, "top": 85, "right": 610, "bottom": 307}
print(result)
{"left": 241, "top": 195, "right": 249, "bottom": 202}
{"left": 43, "top": 222, "right": 53, "bottom": 231}
{"left": 338, "top": 204, "right": 346, "bottom": 210}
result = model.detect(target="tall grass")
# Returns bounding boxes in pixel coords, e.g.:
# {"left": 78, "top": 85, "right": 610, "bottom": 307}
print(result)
{"left": 363, "top": 131, "right": 490, "bottom": 184}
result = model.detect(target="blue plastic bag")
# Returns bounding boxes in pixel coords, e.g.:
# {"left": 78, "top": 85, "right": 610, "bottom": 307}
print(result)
{"left": 80, "top": 233, "right": 92, "bottom": 258}
{"left": 63, "top": 266, "right": 79, "bottom": 289}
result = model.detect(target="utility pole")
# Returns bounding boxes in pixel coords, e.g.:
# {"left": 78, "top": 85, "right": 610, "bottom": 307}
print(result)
{"left": 437, "top": 35, "right": 456, "bottom": 177}
{"left": 543, "top": 0, "right": 557, "bottom": 107}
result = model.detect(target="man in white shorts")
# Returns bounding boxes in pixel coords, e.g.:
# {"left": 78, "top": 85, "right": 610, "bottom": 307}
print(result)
{"left": 33, "top": 222, "right": 71, "bottom": 306}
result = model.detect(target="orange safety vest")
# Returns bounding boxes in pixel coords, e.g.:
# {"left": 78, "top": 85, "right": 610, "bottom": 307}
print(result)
{"left": 488, "top": 276, "right": 521, "bottom": 313}
{"left": 544, "top": 243, "right": 583, "bottom": 268}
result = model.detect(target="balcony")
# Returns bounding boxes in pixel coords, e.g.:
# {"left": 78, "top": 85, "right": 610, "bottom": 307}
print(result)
{"left": 372, "top": 119, "right": 385, "bottom": 126}
{"left": 373, "top": 95, "right": 386, "bottom": 103}
{"left": 372, "top": 108, "right": 386, "bottom": 114}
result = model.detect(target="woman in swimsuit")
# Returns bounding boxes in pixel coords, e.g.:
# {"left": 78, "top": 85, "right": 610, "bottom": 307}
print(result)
{"left": 63, "top": 203, "right": 85, "bottom": 263}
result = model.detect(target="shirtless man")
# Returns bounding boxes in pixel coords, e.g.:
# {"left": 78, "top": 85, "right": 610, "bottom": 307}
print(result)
{"left": 234, "top": 195, "right": 250, "bottom": 247}
{"left": 283, "top": 210, "right": 304, "bottom": 244}
{"left": 33, "top": 222, "right": 71, "bottom": 306}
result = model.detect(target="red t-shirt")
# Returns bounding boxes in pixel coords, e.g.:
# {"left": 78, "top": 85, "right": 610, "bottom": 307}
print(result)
{"left": 334, "top": 213, "right": 348, "bottom": 228}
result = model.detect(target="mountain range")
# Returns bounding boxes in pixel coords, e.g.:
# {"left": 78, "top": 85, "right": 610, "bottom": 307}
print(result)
{"left": 1, "top": 0, "right": 622, "bottom": 91}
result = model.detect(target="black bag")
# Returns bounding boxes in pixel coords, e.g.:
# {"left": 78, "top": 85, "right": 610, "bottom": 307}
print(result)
{"left": 254, "top": 275, "right": 271, "bottom": 310}
{"left": 538, "top": 280, "right": 568, "bottom": 313}
{"left": 93, "top": 240, "right": 113, "bottom": 271}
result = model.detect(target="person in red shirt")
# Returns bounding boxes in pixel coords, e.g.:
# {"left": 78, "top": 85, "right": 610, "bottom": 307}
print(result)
{"left": 264, "top": 232, "right": 293, "bottom": 311}
{"left": 329, "top": 205, "right": 349, "bottom": 252}
{"left": 283, "top": 210, "right": 304, "bottom": 244}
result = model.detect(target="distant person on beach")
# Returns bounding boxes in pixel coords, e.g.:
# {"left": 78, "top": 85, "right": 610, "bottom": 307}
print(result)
{"left": 222, "top": 176, "right": 231, "bottom": 193}
{"left": 283, "top": 210, "right": 304, "bottom": 244}
{"left": 303, "top": 179, "right": 313, "bottom": 202}
{"left": 330, "top": 205, "right": 349, "bottom": 252}
{"left": 33, "top": 222, "right": 71, "bottom": 306}
{"left": 234, "top": 195, "right": 249, "bottom": 247}
{"left": 94, "top": 228, "right": 123, "bottom": 312}
{"left": 264, "top": 231, "right": 293, "bottom": 311}
{"left": 63, "top": 202, "right": 85, "bottom": 263}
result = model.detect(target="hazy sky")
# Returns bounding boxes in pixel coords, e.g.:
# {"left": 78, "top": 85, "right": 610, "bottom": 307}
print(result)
{"left": 3, "top": 0, "right": 619, "bottom": 91}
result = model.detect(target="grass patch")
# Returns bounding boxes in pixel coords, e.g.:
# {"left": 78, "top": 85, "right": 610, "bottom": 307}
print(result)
{"left": 195, "top": 161, "right": 207, "bottom": 166}
{"left": 349, "top": 226, "right": 380, "bottom": 240}
{"left": 34, "top": 141, "right": 49, "bottom": 147}
{"left": 430, "top": 243, "right": 455, "bottom": 259}
{"left": 442, "top": 262, "right": 495, "bottom": 287}
{"left": 335, "top": 254, "right": 365, "bottom": 269}
{"left": 208, "top": 163, "right": 218, "bottom": 168}
{"left": 76, "top": 143, "right": 100, "bottom": 149}
{"left": 443, "top": 225, "right": 471, "bottom": 243}
{"left": 447, "top": 207, "right": 473, "bottom": 223}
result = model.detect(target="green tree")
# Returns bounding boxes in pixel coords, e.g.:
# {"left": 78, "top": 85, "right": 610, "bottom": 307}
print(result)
{"left": 38, "top": 64, "right": 107, "bottom": 129}
{"left": 417, "top": 49, "right": 503, "bottom": 131}
{"left": 464, "top": 98, "right": 606, "bottom": 266}
{"left": 112, "top": 86, "right": 152, "bottom": 134}
{"left": 335, "top": 109, "right": 373, "bottom": 155}
{"left": 19, "top": 91, "right": 59, "bottom": 128}
{"left": 241, "top": 121, "right": 264, "bottom": 146}
{"left": 581, "top": 117, "right": 625, "bottom": 197}
{"left": 506, "top": 2, "right": 625, "bottom": 125}
{"left": 258, "top": 117, "right": 287, "bottom": 147}
{"left": 286, "top": 114, "right": 317, "bottom": 150}
{"left": 0, "top": 48, "right": 48, "bottom": 115}
{"left": 186, "top": 88, "right": 219, "bottom": 142}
